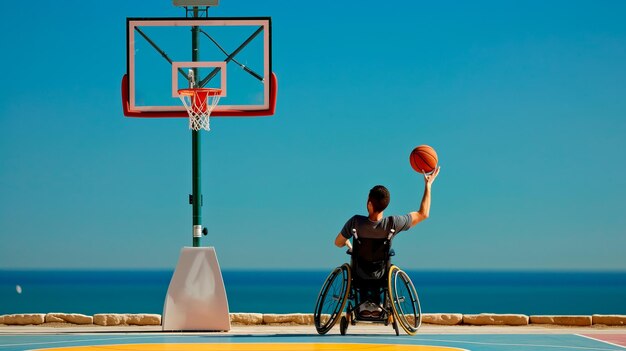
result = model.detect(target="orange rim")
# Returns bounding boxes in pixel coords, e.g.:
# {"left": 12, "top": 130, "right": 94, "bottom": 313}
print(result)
{"left": 177, "top": 88, "right": 222, "bottom": 96}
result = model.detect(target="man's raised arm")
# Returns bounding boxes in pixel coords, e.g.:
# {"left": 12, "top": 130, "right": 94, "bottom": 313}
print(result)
{"left": 410, "top": 166, "right": 441, "bottom": 227}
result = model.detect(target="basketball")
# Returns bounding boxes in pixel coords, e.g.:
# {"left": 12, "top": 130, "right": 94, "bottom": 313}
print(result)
{"left": 410, "top": 145, "right": 438, "bottom": 173}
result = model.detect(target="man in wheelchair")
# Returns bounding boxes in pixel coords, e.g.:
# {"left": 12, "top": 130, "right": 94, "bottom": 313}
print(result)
{"left": 333, "top": 167, "right": 440, "bottom": 320}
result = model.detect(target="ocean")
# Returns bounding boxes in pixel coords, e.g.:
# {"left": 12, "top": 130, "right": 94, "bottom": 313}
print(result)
{"left": 1, "top": 270, "right": 625, "bottom": 316}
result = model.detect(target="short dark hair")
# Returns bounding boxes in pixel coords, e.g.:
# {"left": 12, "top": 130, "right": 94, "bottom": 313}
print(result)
{"left": 368, "top": 185, "right": 390, "bottom": 212}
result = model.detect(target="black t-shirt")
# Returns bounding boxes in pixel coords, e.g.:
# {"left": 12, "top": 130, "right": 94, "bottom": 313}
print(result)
{"left": 340, "top": 214, "right": 412, "bottom": 240}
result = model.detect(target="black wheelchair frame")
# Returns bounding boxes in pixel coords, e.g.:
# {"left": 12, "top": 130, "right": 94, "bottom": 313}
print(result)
{"left": 314, "top": 228, "right": 422, "bottom": 335}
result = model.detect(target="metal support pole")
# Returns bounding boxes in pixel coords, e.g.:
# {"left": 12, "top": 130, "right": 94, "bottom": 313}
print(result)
{"left": 191, "top": 6, "right": 201, "bottom": 247}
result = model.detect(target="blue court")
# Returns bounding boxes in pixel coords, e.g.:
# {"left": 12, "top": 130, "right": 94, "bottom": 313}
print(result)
{"left": 0, "top": 332, "right": 625, "bottom": 351}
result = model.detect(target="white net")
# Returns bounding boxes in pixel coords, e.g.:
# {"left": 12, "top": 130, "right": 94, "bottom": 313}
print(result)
{"left": 178, "top": 89, "right": 222, "bottom": 131}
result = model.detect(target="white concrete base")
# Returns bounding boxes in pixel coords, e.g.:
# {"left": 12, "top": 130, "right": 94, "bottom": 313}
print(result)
{"left": 162, "top": 247, "right": 231, "bottom": 331}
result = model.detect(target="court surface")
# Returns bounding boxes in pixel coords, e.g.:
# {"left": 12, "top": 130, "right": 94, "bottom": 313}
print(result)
{"left": 1, "top": 326, "right": 625, "bottom": 351}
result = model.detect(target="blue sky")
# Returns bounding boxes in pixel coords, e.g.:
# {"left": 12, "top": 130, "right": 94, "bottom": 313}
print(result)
{"left": 1, "top": 0, "right": 624, "bottom": 270}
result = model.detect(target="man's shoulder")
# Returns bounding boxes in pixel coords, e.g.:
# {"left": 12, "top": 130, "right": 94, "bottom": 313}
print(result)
{"left": 386, "top": 214, "right": 410, "bottom": 220}
{"left": 385, "top": 214, "right": 412, "bottom": 231}
{"left": 345, "top": 214, "right": 367, "bottom": 222}
{"left": 341, "top": 215, "right": 369, "bottom": 238}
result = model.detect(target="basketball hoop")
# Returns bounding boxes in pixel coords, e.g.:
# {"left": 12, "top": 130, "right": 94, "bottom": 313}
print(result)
{"left": 178, "top": 88, "right": 222, "bottom": 131}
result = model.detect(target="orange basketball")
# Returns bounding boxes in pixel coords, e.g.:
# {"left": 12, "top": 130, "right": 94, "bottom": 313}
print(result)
{"left": 410, "top": 145, "right": 438, "bottom": 173}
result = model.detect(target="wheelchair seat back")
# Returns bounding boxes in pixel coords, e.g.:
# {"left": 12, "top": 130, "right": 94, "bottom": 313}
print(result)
{"left": 352, "top": 236, "right": 392, "bottom": 281}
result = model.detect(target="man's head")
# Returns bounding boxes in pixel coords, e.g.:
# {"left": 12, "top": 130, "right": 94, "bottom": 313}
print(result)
{"left": 368, "top": 185, "right": 390, "bottom": 214}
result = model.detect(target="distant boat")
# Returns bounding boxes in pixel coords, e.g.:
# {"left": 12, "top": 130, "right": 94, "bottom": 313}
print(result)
{"left": 16, "top": 285, "right": 22, "bottom": 294}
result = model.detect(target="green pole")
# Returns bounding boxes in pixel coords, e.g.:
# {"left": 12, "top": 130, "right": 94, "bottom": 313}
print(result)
{"left": 191, "top": 7, "right": 201, "bottom": 247}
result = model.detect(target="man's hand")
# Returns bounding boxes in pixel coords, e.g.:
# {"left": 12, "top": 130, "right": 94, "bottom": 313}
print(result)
{"left": 423, "top": 166, "right": 441, "bottom": 187}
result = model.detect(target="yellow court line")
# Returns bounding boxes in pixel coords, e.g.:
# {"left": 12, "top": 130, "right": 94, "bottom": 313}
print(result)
{"left": 34, "top": 343, "right": 467, "bottom": 351}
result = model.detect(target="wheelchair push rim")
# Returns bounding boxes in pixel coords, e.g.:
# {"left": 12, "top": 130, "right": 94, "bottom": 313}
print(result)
{"left": 388, "top": 265, "right": 422, "bottom": 335}
{"left": 314, "top": 263, "right": 351, "bottom": 335}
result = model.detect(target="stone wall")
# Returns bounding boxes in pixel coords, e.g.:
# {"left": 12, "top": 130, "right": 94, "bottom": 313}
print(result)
{"left": 0, "top": 313, "right": 160, "bottom": 326}
{"left": 1, "top": 313, "right": 625, "bottom": 327}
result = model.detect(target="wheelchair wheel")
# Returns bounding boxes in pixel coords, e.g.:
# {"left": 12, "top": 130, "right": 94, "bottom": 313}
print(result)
{"left": 388, "top": 265, "right": 421, "bottom": 335}
{"left": 386, "top": 292, "right": 400, "bottom": 336}
{"left": 340, "top": 316, "right": 348, "bottom": 335}
{"left": 314, "top": 263, "right": 351, "bottom": 335}
{"left": 347, "top": 303, "right": 356, "bottom": 325}
{"left": 392, "top": 315, "right": 400, "bottom": 336}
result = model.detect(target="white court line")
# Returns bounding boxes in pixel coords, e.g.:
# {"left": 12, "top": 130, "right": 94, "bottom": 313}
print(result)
{"left": 0, "top": 336, "right": 159, "bottom": 349}
{"left": 576, "top": 334, "right": 626, "bottom": 350}
{"left": 349, "top": 335, "right": 620, "bottom": 351}
{"left": 30, "top": 342, "right": 469, "bottom": 351}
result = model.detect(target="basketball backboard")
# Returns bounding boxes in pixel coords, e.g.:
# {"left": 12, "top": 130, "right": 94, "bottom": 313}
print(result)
{"left": 122, "top": 17, "right": 275, "bottom": 117}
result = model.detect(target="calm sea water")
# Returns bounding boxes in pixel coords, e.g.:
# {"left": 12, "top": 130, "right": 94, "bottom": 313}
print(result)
{"left": 1, "top": 270, "right": 625, "bottom": 315}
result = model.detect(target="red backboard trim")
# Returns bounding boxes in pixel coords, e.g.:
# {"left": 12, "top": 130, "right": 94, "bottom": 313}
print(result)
{"left": 121, "top": 72, "right": 277, "bottom": 118}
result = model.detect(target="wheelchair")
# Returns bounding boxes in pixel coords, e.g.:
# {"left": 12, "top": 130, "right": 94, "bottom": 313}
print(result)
{"left": 314, "top": 228, "right": 422, "bottom": 336}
